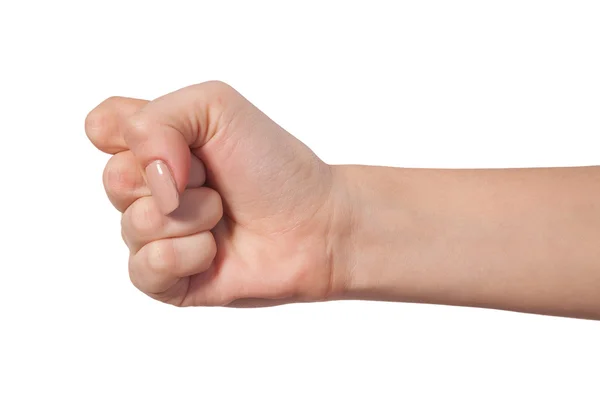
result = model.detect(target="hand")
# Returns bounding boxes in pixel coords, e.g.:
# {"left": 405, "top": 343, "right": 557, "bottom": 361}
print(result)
{"left": 86, "top": 81, "right": 600, "bottom": 319}
{"left": 85, "top": 81, "right": 350, "bottom": 307}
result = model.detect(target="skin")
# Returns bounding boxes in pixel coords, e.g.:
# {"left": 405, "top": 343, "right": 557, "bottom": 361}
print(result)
{"left": 86, "top": 81, "right": 600, "bottom": 319}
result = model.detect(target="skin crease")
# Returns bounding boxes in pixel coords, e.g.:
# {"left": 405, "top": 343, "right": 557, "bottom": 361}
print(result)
{"left": 87, "top": 81, "right": 600, "bottom": 319}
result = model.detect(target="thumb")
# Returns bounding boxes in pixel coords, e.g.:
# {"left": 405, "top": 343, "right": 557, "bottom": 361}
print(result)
{"left": 124, "top": 81, "right": 245, "bottom": 214}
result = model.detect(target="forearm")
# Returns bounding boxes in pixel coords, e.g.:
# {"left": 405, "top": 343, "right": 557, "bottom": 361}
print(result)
{"left": 331, "top": 165, "right": 600, "bottom": 319}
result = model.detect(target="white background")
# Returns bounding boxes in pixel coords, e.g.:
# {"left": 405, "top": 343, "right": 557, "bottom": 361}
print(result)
{"left": 1, "top": 1, "right": 599, "bottom": 399}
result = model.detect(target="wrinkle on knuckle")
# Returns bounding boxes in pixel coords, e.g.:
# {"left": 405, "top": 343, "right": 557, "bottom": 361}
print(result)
{"left": 146, "top": 239, "right": 177, "bottom": 276}
{"left": 127, "top": 113, "right": 148, "bottom": 133}
{"left": 130, "top": 198, "right": 164, "bottom": 237}
{"left": 125, "top": 113, "right": 153, "bottom": 148}
{"left": 103, "top": 156, "right": 138, "bottom": 198}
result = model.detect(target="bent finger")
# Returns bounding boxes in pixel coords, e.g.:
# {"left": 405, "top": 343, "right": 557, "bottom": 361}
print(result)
{"left": 122, "top": 187, "right": 223, "bottom": 253}
{"left": 128, "top": 231, "right": 217, "bottom": 299}
{"left": 85, "top": 96, "right": 149, "bottom": 154}
{"left": 124, "top": 81, "right": 248, "bottom": 214}
{"left": 104, "top": 151, "right": 206, "bottom": 212}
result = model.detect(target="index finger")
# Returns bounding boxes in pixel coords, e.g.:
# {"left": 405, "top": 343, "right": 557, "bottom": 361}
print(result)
{"left": 85, "top": 96, "right": 149, "bottom": 154}
{"left": 123, "top": 81, "right": 246, "bottom": 214}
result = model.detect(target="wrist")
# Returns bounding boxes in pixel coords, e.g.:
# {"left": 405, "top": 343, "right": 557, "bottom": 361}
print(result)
{"left": 327, "top": 165, "right": 452, "bottom": 304}
{"left": 321, "top": 165, "right": 356, "bottom": 300}
{"left": 325, "top": 165, "right": 412, "bottom": 301}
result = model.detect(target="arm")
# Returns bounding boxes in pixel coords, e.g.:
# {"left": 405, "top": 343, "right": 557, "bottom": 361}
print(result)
{"left": 86, "top": 81, "right": 600, "bottom": 319}
{"left": 331, "top": 165, "right": 600, "bottom": 319}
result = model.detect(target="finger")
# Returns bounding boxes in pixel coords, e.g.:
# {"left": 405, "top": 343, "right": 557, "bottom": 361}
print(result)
{"left": 85, "top": 96, "right": 149, "bottom": 154}
{"left": 122, "top": 187, "right": 223, "bottom": 253}
{"left": 104, "top": 150, "right": 207, "bottom": 212}
{"left": 103, "top": 151, "right": 146, "bottom": 212}
{"left": 129, "top": 231, "right": 217, "bottom": 298}
{"left": 124, "top": 81, "right": 249, "bottom": 214}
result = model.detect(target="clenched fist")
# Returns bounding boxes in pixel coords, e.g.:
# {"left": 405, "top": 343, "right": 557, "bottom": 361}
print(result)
{"left": 85, "top": 81, "right": 600, "bottom": 319}
{"left": 85, "top": 81, "right": 351, "bottom": 307}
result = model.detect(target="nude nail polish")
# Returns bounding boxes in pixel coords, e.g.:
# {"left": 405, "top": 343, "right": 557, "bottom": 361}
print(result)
{"left": 145, "top": 160, "right": 179, "bottom": 214}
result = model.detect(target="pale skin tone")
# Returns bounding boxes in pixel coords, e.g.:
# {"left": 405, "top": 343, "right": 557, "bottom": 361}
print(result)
{"left": 85, "top": 81, "right": 600, "bottom": 319}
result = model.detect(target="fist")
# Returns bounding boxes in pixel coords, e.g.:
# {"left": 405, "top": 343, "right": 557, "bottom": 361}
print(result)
{"left": 85, "top": 81, "right": 349, "bottom": 307}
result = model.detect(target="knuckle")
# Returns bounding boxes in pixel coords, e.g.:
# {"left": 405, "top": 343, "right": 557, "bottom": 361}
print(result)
{"left": 128, "top": 255, "right": 140, "bottom": 287}
{"left": 124, "top": 113, "right": 157, "bottom": 151}
{"left": 121, "top": 224, "right": 132, "bottom": 250}
{"left": 102, "top": 96, "right": 126, "bottom": 109}
{"left": 146, "top": 239, "right": 177, "bottom": 276}
{"left": 102, "top": 154, "right": 141, "bottom": 199}
{"left": 85, "top": 97, "right": 122, "bottom": 144}
{"left": 202, "top": 80, "right": 235, "bottom": 94}
{"left": 125, "top": 113, "right": 151, "bottom": 140}
{"left": 198, "top": 80, "right": 240, "bottom": 107}
{"left": 85, "top": 109, "right": 108, "bottom": 147}
{"left": 129, "top": 198, "right": 165, "bottom": 238}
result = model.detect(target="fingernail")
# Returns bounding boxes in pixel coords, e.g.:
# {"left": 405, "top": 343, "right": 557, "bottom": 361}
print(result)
{"left": 145, "top": 160, "right": 179, "bottom": 214}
